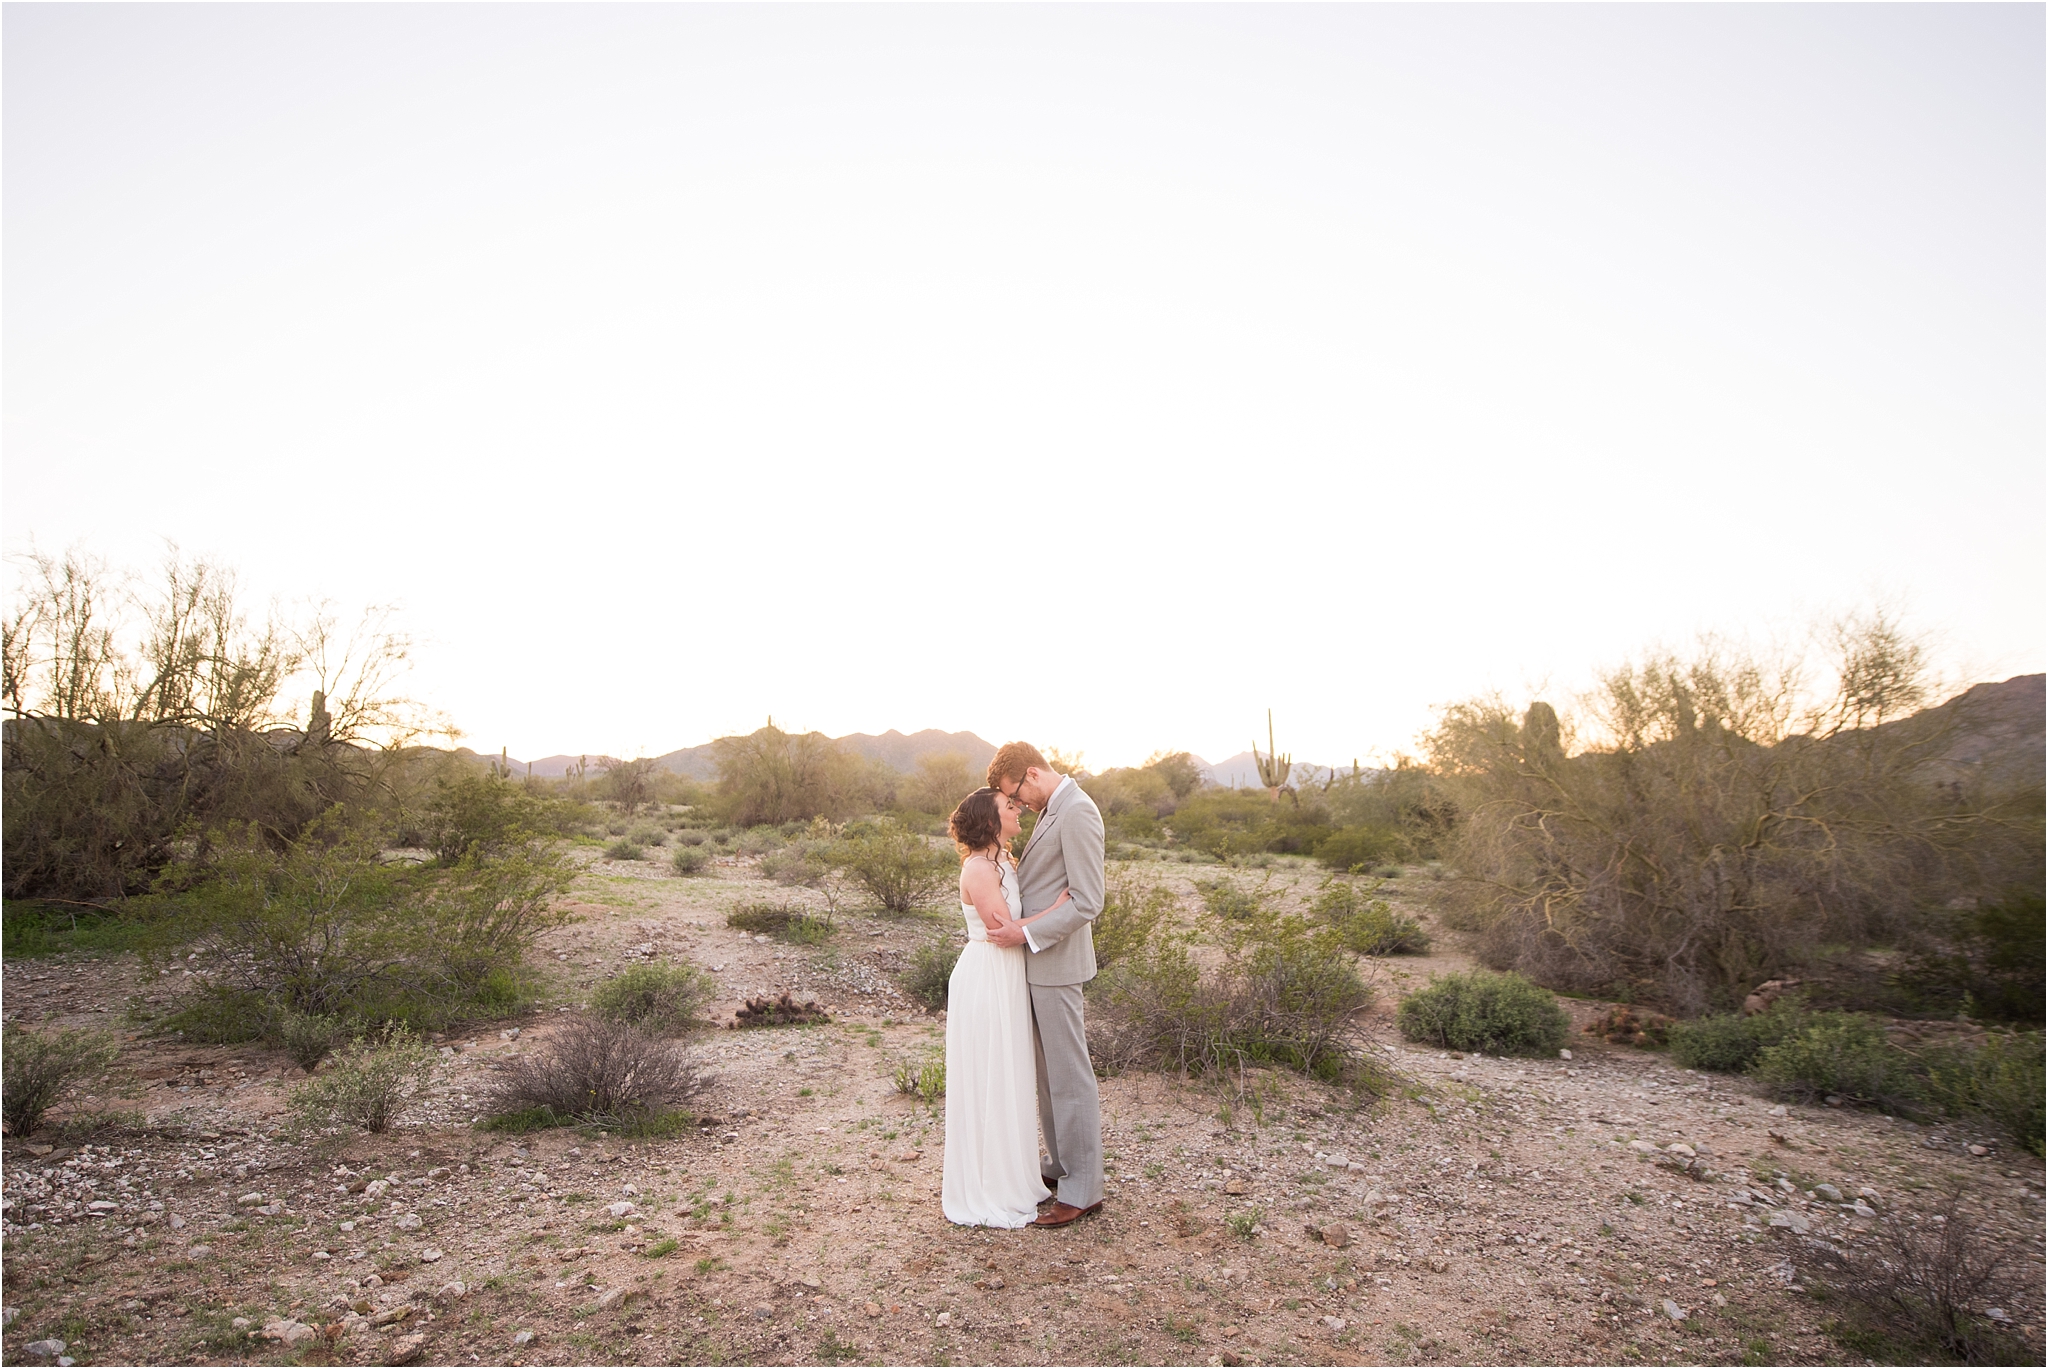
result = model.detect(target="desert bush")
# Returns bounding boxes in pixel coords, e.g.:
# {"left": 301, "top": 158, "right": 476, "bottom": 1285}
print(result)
{"left": 1314, "top": 826, "right": 1403, "bottom": 873}
{"left": 902, "top": 752, "right": 979, "bottom": 816}
{"left": 760, "top": 842, "right": 833, "bottom": 888}
{"left": 893, "top": 1053, "right": 946, "bottom": 1102}
{"left": 1311, "top": 879, "right": 1429, "bottom": 955}
{"left": 1896, "top": 892, "right": 2045, "bottom": 1024}
{"left": 1168, "top": 790, "right": 1331, "bottom": 859}
{"left": 1094, "top": 879, "right": 1175, "bottom": 971}
{"left": 1667, "top": 1004, "right": 1805, "bottom": 1073}
{"left": 832, "top": 819, "right": 954, "bottom": 913}
{"left": 628, "top": 823, "right": 667, "bottom": 847}
{"left": 485, "top": 1018, "right": 703, "bottom": 1128}
{"left": 420, "top": 770, "right": 565, "bottom": 864}
{"left": 1800, "top": 1187, "right": 2038, "bottom": 1365}
{"left": 1092, "top": 912, "right": 1375, "bottom": 1086}
{"left": 1427, "top": 620, "right": 2044, "bottom": 1013}
{"left": 676, "top": 829, "right": 709, "bottom": 847}
{"left": 2, "top": 1024, "right": 120, "bottom": 1136}
{"left": 1194, "top": 877, "right": 1267, "bottom": 921}
{"left": 604, "top": 837, "right": 645, "bottom": 861}
{"left": 1923, "top": 1030, "right": 2045, "bottom": 1157}
{"left": 727, "top": 900, "right": 833, "bottom": 944}
{"left": 275, "top": 1010, "right": 350, "bottom": 1072}
{"left": 710, "top": 722, "right": 892, "bottom": 826}
{"left": 286, "top": 1023, "right": 436, "bottom": 1133}
{"left": 590, "top": 962, "right": 714, "bottom": 1036}
{"left": 1751, "top": 1013, "right": 1929, "bottom": 1114}
{"left": 671, "top": 845, "right": 710, "bottom": 875}
{"left": 2, "top": 547, "right": 435, "bottom": 900}
{"left": 1396, "top": 970, "right": 1569, "bottom": 1056}
{"left": 900, "top": 943, "right": 961, "bottom": 1011}
{"left": 166, "top": 820, "right": 569, "bottom": 1030}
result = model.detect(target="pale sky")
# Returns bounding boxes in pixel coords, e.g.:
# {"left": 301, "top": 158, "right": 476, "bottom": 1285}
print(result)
{"left": 6, "top": 4, "right": 2042, "bottom": 768}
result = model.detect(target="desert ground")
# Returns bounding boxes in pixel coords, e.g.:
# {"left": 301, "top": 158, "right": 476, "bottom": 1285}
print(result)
{"left": 2, "top": 845, "right": 2042, "bottom": 1367}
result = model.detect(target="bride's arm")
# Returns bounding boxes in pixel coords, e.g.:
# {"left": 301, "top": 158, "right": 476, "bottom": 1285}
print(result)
{"left": 1016, "top": 888, "right": 1072, "bottom": 926}
{"left": 961, "top": 858, "right": 1015, "bottom": 935}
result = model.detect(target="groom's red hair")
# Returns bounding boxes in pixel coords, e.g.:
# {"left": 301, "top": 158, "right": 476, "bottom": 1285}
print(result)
{"left": 986, "top": 742, "right": 1048, "bottom": 790}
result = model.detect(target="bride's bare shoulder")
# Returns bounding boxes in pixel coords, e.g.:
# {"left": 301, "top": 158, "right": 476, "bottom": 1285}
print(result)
{"left": 960, "top": 853, "right": 1004, "bottom": 897}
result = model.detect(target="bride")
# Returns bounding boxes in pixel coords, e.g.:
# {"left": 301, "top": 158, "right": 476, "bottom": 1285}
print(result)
{"left": 940, "top": 787, "right": 1069, "bottom": 1228}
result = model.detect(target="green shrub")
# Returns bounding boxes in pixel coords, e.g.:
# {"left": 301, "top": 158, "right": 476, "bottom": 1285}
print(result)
{"left": 1751, "top": 1013, "right": 1928, "bottom": 1114}
{"left": 901, "top": 943, "right": 961, "bottom": 1011}
{"left": 589, "top": 962, "right": 715, "bottom": 1036}
{"left": 1093, "top": 912, "right": 1376, "bottom": 1086}
{"left": 670, "top": 846, "right": 710, "bottom": 876}
{"left": 893, "top": 1053, "right": 946, "bottom": 1102}
{"left": 1, "top": 1024, "right": 120, "bottom": 1136}
{"left": 604, "top": 838, "right": 645, "bottom": 861}
{"left": 727, "top": 900, "right": 833, "bottom": 945}
{"left": 676, "top": 830, "right": 709, "bottom": 847}
{"left": 486, "top": 1018, "right": 703, "bottom": 1129}
{"left": 1896, "top": 893, "right": 2045, "bottom": 1024}
{"left": 1194, "top": 878, "right": 1266, "bottom": 921}
{"left": 1167, "top": 789, "right": 1331, "bottom": 859}
{"left": 759, "top": 843, "right": 832, "bottom": 888}
{"left": 275, "top": 1010, "right": 350, "bottom": 1072}
{"left": 1667, "top": 1004, "right": 1804, "bottom": 1073}
{"left": 160, "top": 983, "right": 270, "bottom": 1044}
{"left": 1314, "top": 826, "right": 1403, "bottom": 873}
{"left": 421, "top": 771, "right": 566, "bottom": 864}
{"left": 1923, "top": 1030, "right": 2045, "bottom": 1156}
{"left": 1396, "top": 970, "right": 1569, "bottom": 1056}
{"left": 1312, "top": 880, "right": 1429, "bottom": 954}
{"left": 1094, "top": 879, "right": 1176, "bottom": 971}
{"left": 286, "top": 1023, "right": 437, "bottom": 1133}
{"left": 627, "top": 824, "right": 667, "bottom": 847}
{"left": 831, "top": 820, "right": 954, "bottom": 913}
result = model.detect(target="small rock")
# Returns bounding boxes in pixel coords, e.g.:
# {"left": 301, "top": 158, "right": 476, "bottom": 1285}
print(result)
{"left": 1321, "top": 1151, "right": 1350, "bottom": 1170}
{"left": 1969, "top": 1144, "right": 1990, "bottom": 1157}
{"left": 501, "top": 1028, "right": 521, "bottom": 1041}
{"left": 1220, "top": 1353, "right": 1243, "bottom": 1367}
{"left": 1346, "top": 1160, "right": 1366, "bottom": 1174}
{"left": 1221, "top": 1326, "right": 1241, "bottom": 1338}
{"left": 1662, "top": 1299, "right": 1685, "bottom": 1322}
{"left": 864, "top": 1302, "right": 882, "bottom": 1317}
{"left": 934, "top": 1311, "right": 952, "bottom": 1327}
{"left": 1814, "top": 1184, "right": 1843, "bottom": 1203}
{"left": 232, "top": 1317, "right": 252, "bottom": 1331}
{"left": 260, "top": 1318, "right": 318, "bottom": 1345}
{"left": 1321, "top": 1225, "right": 1351, "bottom": 1249}
{"left": 1767, "top": 1104, "right": 1787, "bottom": 1118}
{"left": 1824, "top": 1095, "right": 1845, "bottom": 1107}
{"left": 389, "top": 1331, "right": 428, "bottom": 1363}
{"left": 1428, "top": 1257, "right": 1449, "bottom": 1273}
{"left": 1666, "top": 1143, "right": 1696, "bottom": 1159}
{"left": 1850, "top": 1199, "right": 1877, "bottom": 1218}
{"left": 394, "top": 1213, "right": 423, "bottom": 1230}
{"left": 186, "top": 1244, "right": 213, "bottom": 1259}
{"left": 1629, "top": 1140, "right": 1658, "bottom": 1154}
{"left": 1, "top": 1308, "right": 16, "bottom": 1328}
{"left": 1321, "top": 1315, "right": 1346, "bottom": 1332}
{"left": 606, "top": 1201, "right": 639, "bottom": 1219}
{"left": 1712, "top": 1293, "right": 1728, "bottom": 1307}
{"left": 167, "top": 1214, "right": 186, "bottom": 1229}
{"left": 22, "top": 1339, "right": 65, "bottom": 1361}
{"left": 236, "top": 1192, "right": 264, "bottom": 1206}
{"left": 420, "top": 1247, "right": 443, "bottom": 1263}
{"left": 369, "top": 1306, "right": 412, "bottom": 1327}
{"left": 1558, "top": 1049, "right": 1572, "bottom": 1060}
{"left": 86, "top": 1200, "right": 120, "bottom": 1213}
{"left": 1224, "top": 1178, "right": 1247, "bottom": 1195}
{"left": 597, "top": 1288, "right": 629, "bottom": 1310}
{"left": 1986, "top": 1308, "right": 2011, "bottom": 1324}
{"left": 434, "top": 1281, "right": 468, "bottom": 1303}
{"left": 1767, "top": 1210, "right": 1811, "bottom": 1234}
{"left": 513, "top": 1330, "right": 536, "bottom": 1346}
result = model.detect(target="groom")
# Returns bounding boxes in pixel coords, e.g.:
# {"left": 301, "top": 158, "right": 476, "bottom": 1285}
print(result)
{"left": 986, "top": 742, "right": 1106, "bottom": 1228}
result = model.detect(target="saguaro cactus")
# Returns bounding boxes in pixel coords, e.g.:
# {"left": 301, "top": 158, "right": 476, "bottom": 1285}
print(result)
{"left": 1252, "top": 709, "right": 1292, "bottom": 797}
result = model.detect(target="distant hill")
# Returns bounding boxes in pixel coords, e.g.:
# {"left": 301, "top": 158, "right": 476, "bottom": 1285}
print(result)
{"left": 496, "top": 729, "right": 1000, "bottom": 782}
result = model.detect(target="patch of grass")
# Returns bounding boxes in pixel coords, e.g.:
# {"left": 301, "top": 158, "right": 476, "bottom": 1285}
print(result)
{"left": 893, "top": 1054, "right": 946, "bottom": 1103}
{"left": 1, "top": 900, "right": 180, "bottom": 960}
{"left": 1225, "top": 1208, "right": 1264, "bottom": 1240}
{"left": 645, "top": 1238, "right": 678, "bottom": 1259}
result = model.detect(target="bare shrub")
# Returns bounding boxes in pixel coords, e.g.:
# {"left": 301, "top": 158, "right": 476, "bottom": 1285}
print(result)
{"left": 1428, "top": 615, "right": 2042, "bottom": 1012}
{"left": 1802, "top": 1187, "right": 2039, "bottom": 1365}
{"left": 285, "top": 1023, "right": 436, "bottom": 1133}
{"left": 902, "top": 752, "right": 978, "bottom": 815}
{"left": 486, "top": 1019, "right": 704, "bottom": 1127}
{"left": 2, "top": 1024, "right": 120, "bottom": 1136}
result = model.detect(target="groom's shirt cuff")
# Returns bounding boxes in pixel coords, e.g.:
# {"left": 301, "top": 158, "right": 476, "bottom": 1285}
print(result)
{"left": 1022, "top": 923, "right": 1044, "bottom": 954}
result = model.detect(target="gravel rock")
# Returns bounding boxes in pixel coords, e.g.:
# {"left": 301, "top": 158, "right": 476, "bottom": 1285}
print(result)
{"left": 512, "top": 1330, "right": 536, "bottom": 1346}
{"left": 22, "top": 1338, "right": 65, "bottom": 1361}
{"left": 1662, "top": 1299, "right": 1685, "bottom": 1322}
{"left": 389, "top": 1332, "right": 429, "bottom": 1363}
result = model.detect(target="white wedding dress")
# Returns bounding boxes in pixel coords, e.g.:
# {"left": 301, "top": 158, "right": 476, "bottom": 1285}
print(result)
{"left": 941, "top": 859, "right": 1051, "bottom": 1228}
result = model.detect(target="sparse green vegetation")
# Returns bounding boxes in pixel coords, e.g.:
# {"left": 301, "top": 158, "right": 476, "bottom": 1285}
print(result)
{"left": 900, "top": 943, "right": 960, "bottom": 1011}
{"left": 1, "top": 1023, "right": 120, "bottom": 1136}
{"left": 831, "top": 818, "right": 954, "bottom": 912}
{"left": 285, "top": 1022, "right": 437, "bottom": 1133}
{"left": 589, "top": 962, "right": 714, "bottom": 1035}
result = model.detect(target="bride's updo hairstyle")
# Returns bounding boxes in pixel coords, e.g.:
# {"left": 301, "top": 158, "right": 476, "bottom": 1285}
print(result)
{"left": 947, "top": 787, "right": 1003, "bottom": 859}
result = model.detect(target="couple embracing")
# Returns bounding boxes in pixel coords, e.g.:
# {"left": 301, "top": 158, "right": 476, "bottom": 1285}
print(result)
{"left": 939, "top": 742, "right": 1106, "bottom": 1230}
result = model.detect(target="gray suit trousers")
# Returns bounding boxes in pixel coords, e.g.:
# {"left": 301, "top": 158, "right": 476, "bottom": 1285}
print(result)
{"left": 1028, "top": 981, "right": 1103, "bottom": 1209}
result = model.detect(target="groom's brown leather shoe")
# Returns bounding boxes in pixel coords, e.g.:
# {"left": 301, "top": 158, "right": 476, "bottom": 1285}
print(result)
{"left": 1031, "top": 1201, "right": 1103, "bottom": 1228}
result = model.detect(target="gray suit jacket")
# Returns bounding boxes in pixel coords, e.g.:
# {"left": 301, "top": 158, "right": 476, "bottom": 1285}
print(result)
{"left": 1017, "top": 777, "right": 1106, "bottom": 986}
